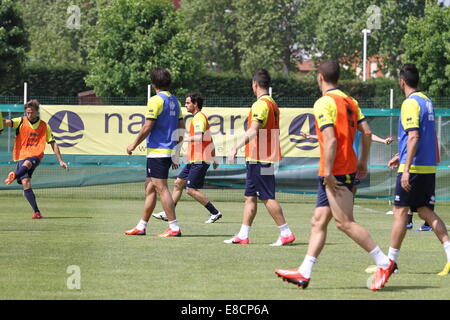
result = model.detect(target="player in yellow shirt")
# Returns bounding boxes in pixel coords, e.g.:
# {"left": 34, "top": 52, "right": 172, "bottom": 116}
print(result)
{"left": 0, "top": 112, "right": 3, "bottom": 133}
{"left": 3, "top": 100, "right": 68, "bottom": 219}
{"left": 125, "top": 68, "right": 185, "bottom": 237}
{"left": 152, "top": 93, "right": 222, "bottom": 223}
{"left": 275, "top": 60, "right": 391, "bottom": 290}
{"left": 383, "top": 64, "right": 450, "bottom": 277}
{"left": 225, "top": 69, "right": 295, "bottom": 246}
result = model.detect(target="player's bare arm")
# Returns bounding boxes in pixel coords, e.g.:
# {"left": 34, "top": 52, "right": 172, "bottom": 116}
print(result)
{"left": 3, "top": 119, "right": 13, "bottom": 128}
{"left": 227, "top": 120, "right": 261, "bottom": 164}
{"left": 127, "top": 119, "right": 156, "bottom": 155}
{"left": 172, "top": 118, "right": 185, "bottom": 169}
{"left": 212, "top": 146, "right": 219, "bottom": 169}
{"left": 300, "top": 131, "right": 318, "bottom": 139}
{"left": 388, "top": 153, "right": 400, "bottom": 169}
{"left": 371, "top": 134, "right": 393, "bottom": 145}
{"left": 401, "top": 130, "right": 419, "bottom": 192}
{"left": 357, "top": 121, "right": 372, "bottom": 179}
{"left": 50, "top": 141, "right": 69, "bottom": 170}
{"left": 321, "top": 126, "right": 338, "bottom": 190}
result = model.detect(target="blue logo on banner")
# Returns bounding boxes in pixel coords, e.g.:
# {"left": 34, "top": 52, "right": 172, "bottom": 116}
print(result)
{"left": 48, "top": 111, "right": 85, "bottom": 148}
{"left": 288, "top": 113, "right": 318, "bottom": 151}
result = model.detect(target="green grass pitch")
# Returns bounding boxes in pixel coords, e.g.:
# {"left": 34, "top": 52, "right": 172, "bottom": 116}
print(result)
{"left": 0, "top": 190, "right": 449, "bottom": 300}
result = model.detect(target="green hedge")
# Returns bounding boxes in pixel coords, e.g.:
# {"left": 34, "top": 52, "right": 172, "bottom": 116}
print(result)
{"left": 188, "top": 72, "right": 404, "bottom": 108}
{"left": 8, "top": 64, "right": 91, "bottom": 97}
{"left": 4, "top": 66, "right": 413, "bottom": 108}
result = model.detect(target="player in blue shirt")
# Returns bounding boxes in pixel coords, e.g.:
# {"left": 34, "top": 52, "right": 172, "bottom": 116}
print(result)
{"left": 125, "top": 68, "right": 185, "bottom": 238}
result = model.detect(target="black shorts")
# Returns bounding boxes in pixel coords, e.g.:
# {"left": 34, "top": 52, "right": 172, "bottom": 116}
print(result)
{"left": 146, "top": 157, "right": 172, "bottom": 179}
{"left": 177, "top": 162, "right": 210, "bottom": 189}
{"left": 316, "top": 173, "right": 356, "bottom": 207}
{"left": 394, "top": 173, "right": 435, "bottom": 211}
{"left": 245, "top": 162, "right": 276, "bottom": 200}
{"left": 16, "top": 156, "right": 40, "bottom": 184}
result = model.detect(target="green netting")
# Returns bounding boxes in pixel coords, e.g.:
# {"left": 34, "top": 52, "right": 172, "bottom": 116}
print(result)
{"left": 2, "top": 95, "right": 450, "bottom": 108}
{"left": 2, "top": 103, "right": 450, "bottom": 202}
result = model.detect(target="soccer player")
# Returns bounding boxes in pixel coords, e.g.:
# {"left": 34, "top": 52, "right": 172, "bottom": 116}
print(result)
{"left": 125, "top": 67, "right": 185, "bottom": 238}
{"left": 387, "top": 153, "right": 432, "bottom": 231}
{"left": 301, "top": 131, "right": 393, "bottom": 195}
{"left": 151, "top": 92, "right": 223, "bottom": 224}
{"left": 275, "top": 60, "right": 393, "bottom": 291}
{"left": 382, "top": 64, "right": 450, "bottom": 277}
{"left": 225, "top": 69, "right": 295, "bottom": 246}
{"left": 3, "top": 100, "right": 68, "bottom": 219}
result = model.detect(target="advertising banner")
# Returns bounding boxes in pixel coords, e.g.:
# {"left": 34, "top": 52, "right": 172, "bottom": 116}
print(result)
{"left": 40, "top": 105, "right": 321, "bottom": 158}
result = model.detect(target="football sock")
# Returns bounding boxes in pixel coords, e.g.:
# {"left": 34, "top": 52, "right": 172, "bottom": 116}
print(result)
{"left": 370, "top": 246, "right": 390, "bottom": 268}
{"left": 407, "top": 214, "right": 413, "bottom": 225}
{"left": 443, "top": 241, "right": 450, "bottom": 262}
{"left": 388, "top": 247, "right": 400, "bottom": 262}
{"left": 15, "top": 165, "right": 29, "bottom": 179}
{"left": 205, "top": 202, "right": 219, "bottom": 215}
{"left": 168, "top": 219, "right": 180, "bottom": 232}
{"left": 237, "top": 224, "right": 251, "bottom": 239}
{"left": 137, "top": 219, "right": 148, "bottom": 230}
{"left": 423, "top": 221, "right": 430, "bottom": 227}
{"left": 278, "top": 223, "right": 292, "bottom": 237}
{"left": 23, "top": 188, "right": 39, "bottom": 213}
{"left": 298, "top": 255, "right": 317, "bottom": 279}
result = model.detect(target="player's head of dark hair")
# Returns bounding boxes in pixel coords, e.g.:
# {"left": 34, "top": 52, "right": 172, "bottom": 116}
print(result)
{"left": 186, "top": 92, "right": 204, "bottom": 110}
{"left": 25, "top": 99, "right": 40, "bottom": 111}
{"left": 150, "top": 67, "right": 172, "bottom": 90}
{"left": 252, "top": 69, "right": 271, "bottom": 90}
{"left": 318, "top": 60, "right": 340, "bottom": 84}
{"left": 399, "top": 64, "right": 419, "bottom": 88}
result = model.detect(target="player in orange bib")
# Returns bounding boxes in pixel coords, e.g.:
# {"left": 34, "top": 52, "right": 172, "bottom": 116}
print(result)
{"left": 275, "top": 60, "right": 393, "bottom": 291}
{"left": 225, "top": 69, "right": 295, "bottom": 246}
{"left": 151, "top": 93, "right": 223, "bottom": 224}
{"left": 3, "top": 100, "right": 68, "bottom": 219}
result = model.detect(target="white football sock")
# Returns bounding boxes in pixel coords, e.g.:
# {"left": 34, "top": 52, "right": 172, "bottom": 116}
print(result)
{"left": 237, "top": 224, "right": 251, "bottom": 239}
{"left": 136, "top": 219, "right": 148, "bottom": 231}
{"left": 443, "top": 241, "right": 450, "bottom": 262}
{"left": 168, "top": 220, "right": 180, "bottom": 232}
{"left": 388, "top": 247, "right": 400, "bottom": 263}
{"left": 298, "top": 255, "right": 317, "bottom": 279}
{"left": 278, "top": 223, "right": 292, "bottom": 237}
{"left": 370, "top": 246, "right": 390, "bottom": 268}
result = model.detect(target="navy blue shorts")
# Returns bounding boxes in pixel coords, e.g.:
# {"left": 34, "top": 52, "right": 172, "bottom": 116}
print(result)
{"left": 316, "top": 173, "right": 356, "bottom": 207}
{"left": 394, "top": 173, "right": 435, "bottom": 211}
{"left": 16, "top": 156, "right": 40, "bottom": 184}
{"left": 245, "top": 162, "right": 276, "bottom": 200}
{"left": 146, "top": 157, "right": 172, "bottom": 179}
{"left": 177, "top": 162, "right": 210, "bottom": 189}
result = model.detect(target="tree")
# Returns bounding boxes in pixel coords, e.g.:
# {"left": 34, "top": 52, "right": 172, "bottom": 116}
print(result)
{"left": 180, "top": 0, "right": 241, "bottom": 72}
{"left": 17, "top": 0, "right": 104, "bottom": 67}
{"left": 403, "top": 3, "right": 450, "bottom": 96}
{"left": 182, "top": 0, "right": 303, "bottom": 75}
{"left": 297, "top": 0, "right": 426, "bottom": 77}
{"left": 85, "top": 0, "right": 202, "bottom": 97}
{"left": 0, "top": 0, "right": 29, "bottom": 94}
{"left": 233, "top": 0, "right": 302, "bottom": 75}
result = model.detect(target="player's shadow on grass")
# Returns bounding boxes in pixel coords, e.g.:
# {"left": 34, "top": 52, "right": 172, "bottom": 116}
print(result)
{"left": 180, "top": 234, "right": 235, "bottom": 238}
{"left": 212, "top": 221, "right": 246, "bottom": 224}
{"left": 43, "top": 216, "right": 93, "bottom": 219}
{"left": 410, "top": 271, "right": 441, "bottom": 275}
{"left": 363, "top": 285, "right": 439, "bottom": 292}
{"left": 317, "top": 285, "right": 439, "bottom": 291}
